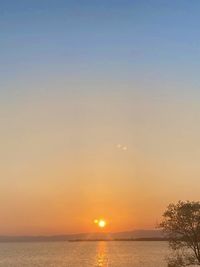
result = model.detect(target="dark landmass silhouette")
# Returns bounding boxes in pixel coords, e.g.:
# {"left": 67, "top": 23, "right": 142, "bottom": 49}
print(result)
{"left": 0, "top": 229, "right": 165, "bottom": 242}
{"left": 69, "top": 238, "right": 168, "bottom": 242}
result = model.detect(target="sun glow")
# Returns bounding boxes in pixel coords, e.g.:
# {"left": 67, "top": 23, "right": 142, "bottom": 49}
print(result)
{"left": 94, "top": 219, "right": 107, "bottom": 228}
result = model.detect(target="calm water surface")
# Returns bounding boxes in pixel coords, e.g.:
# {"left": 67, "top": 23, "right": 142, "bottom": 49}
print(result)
{"left": 0, "top": 241, "right": 169, "bottom": 267}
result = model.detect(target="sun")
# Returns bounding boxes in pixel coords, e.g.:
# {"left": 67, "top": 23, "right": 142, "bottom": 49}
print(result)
{"left": 94, "top": 219, "right": 107, "bottom": 228}
{"left": 98, "top": 220, "right": 106, "bottom": 228}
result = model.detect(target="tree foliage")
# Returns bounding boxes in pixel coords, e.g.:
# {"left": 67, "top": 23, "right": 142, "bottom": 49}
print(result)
{"left": 160, "top": 201, "right": 200, "bottom": 266}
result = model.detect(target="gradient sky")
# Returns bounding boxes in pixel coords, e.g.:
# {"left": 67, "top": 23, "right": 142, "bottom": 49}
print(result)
{"left": 1, "top": 0, "right": 200, "bottom": 235}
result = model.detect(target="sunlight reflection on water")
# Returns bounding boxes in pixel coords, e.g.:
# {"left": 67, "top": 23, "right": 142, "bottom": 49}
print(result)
{"left": 95, "top": 242, "right": 109, "bottom": 267}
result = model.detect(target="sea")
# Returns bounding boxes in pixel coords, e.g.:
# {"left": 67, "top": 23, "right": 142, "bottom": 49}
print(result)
{"left": 0, "top": 241, "right": 170, "bottom": 267}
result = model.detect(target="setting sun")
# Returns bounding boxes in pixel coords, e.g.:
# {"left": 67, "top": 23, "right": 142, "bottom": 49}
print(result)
{"left": 98, "top": 220, "right": 106, "bottom": 228}
{"left": 94, "top": 219, "right": 107, "bottom": 228}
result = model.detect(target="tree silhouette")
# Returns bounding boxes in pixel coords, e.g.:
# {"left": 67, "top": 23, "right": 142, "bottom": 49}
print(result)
{"left": 160, "top": 201, "right": 200, "bottom": 266}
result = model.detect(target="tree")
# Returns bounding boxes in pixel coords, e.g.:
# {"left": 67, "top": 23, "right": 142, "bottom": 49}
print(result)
{"left": 160, "top": 201, "right": 200, "bottom": 266}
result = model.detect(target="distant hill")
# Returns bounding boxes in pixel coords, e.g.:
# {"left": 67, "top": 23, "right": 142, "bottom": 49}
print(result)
{"left": 111, "top": 229, "right": 164, "bottom": 239}
{"left": 0, "top": 229, "right": 164, "bottom": 242}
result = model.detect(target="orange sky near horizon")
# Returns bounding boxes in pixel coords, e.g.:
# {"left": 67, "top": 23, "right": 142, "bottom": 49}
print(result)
{"left": 1, "top": 86, "right": 200, "bottom": 235}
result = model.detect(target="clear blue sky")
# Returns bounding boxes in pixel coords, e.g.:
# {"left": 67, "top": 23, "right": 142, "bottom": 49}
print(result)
{"left": 1, "top": 0, "right": 200, "bottom": 92}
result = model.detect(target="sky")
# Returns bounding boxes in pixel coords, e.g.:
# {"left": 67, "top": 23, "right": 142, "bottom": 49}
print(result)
{"left": 1, "top": 0, "right": 200, "bottom": 235}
